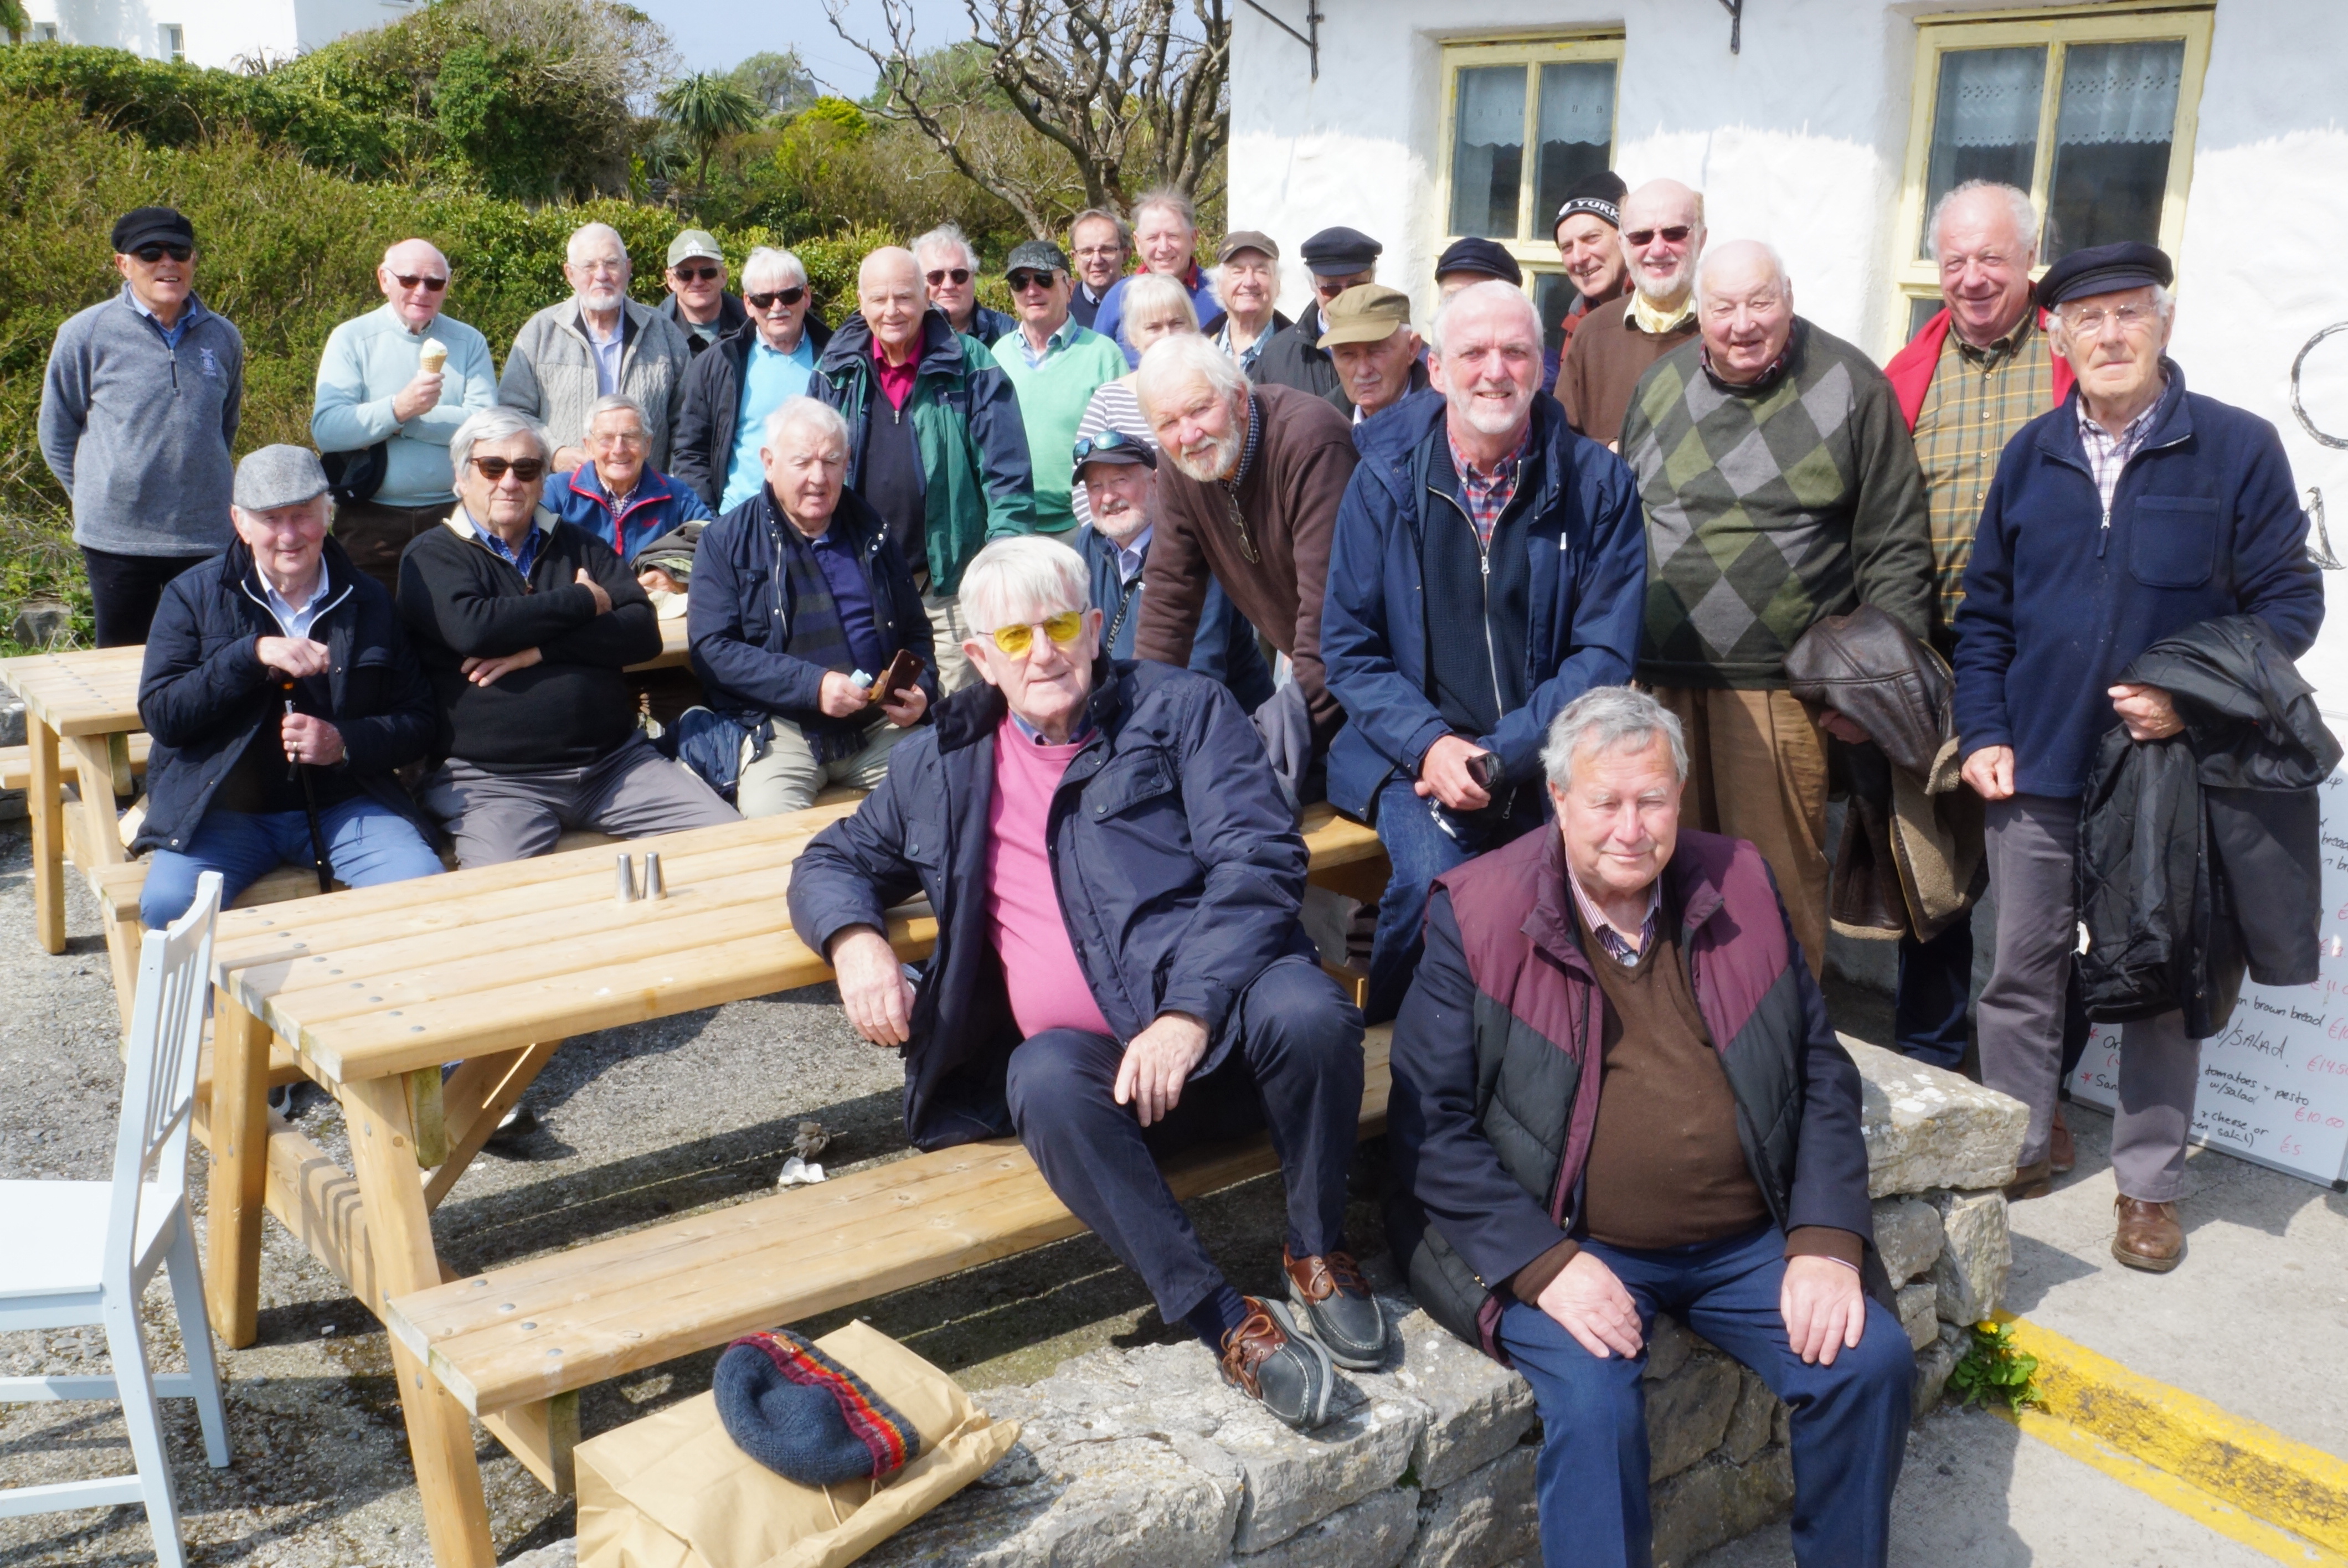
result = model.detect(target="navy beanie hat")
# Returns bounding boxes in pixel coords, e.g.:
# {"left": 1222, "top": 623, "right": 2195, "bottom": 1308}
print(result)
{"left": 714, "top": 1330, "right": 924, "bottom": 1487}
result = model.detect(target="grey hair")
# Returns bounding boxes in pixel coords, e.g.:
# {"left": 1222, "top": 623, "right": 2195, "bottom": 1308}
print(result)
{"left": 1541, "top": 687, "right": 1689, "bottom": 791}
{"left": 586, "top": 394, "right": 647, "bottom": 430}
{"left": 565, "top": 221, "right": 628, "bottom": 266}
{"left": 1425, "top": 278, "right": 1540, "bottom": 357}
{"left": 742, "top": 245, "right": 809, "bottom": 288}
{"left": 1693, "top": 241, "right": 1792, "bottom": 311}
{"left": 1928, "top": 180, "right": 2040, "bottom": 264}
{"left": 763, "top": 394, "right": 849, "bottom": 454}
{"left": 959, "top": 535, "right": 1094, "bottom": 632}
{"left": 450, "top": 405, "right": 553, "bottom": 476}
{"left": 1130, "top": 187, "right": 1198, "bottom": 233}
{"left": 1116, "top": 272, "right": 1202, "bottom": 352}
{"left": 1135, "top": 332, "right": 1249, "bottom": 419}
{"left": 1070, "top": 207, "right": 1132, "bottom": 250}
{"left": 912, "top": 223, "right": 980, "bottom": 272}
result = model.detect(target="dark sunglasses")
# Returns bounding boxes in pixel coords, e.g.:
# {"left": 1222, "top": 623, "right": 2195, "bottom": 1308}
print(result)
{"left": 392, "top": 272, "right": 449, "bottom": 291}
{"left": 672, "top": 264, "right": 722, "bottom": 283}
{"left": 925, "top": 267, "right": 971, "bottom": 286}
{"left": 1624, "top": 225, "right": 1694, "bottom": 247}
{"left": 1072, "top": 430, "right": 1150, "bottom": 465}
{"left": 746, "top": 285, "right": 807, "bottom": 310}
{"left": 471, "top": 456, "right": 547, "bottom": 483}
{"left": 1007, "top": 270, "right": 1059, "bottom": 292}
{"left": 132, "top": 243, "right": 193, "bottom": 264}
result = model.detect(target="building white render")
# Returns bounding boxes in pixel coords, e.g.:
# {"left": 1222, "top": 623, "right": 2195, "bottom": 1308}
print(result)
{"left": 20, "top": 0, "right": 413, "bottom": 71}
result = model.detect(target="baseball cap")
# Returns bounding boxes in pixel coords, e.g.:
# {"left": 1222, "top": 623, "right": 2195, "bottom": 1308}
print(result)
{"left": 1217, "top": 230, "right": 1280, "bottom": 265}
{"left": 1005, "top": 239, "right": 1072, "bottom": 276}
{"left": 666, "top": 230, "right": 723, "bottom": 268}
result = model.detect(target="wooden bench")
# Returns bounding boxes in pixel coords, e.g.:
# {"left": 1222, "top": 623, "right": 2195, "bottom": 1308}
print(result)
{"left": 383, "top": 1025, "right": 1393, "bottom": 1492}
{"left": 0, "top": 733, "right": 150, "bottom": 793}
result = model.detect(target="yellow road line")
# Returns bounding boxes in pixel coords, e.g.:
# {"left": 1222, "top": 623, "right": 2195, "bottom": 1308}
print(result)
{"left": 1995, "top": 1314, "right": 2348, "bottom": 1552}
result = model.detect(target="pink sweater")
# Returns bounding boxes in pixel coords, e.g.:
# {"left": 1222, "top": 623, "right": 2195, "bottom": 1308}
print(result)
{"left": 986, "top": 716, "right": 1115, "bottom": 1039}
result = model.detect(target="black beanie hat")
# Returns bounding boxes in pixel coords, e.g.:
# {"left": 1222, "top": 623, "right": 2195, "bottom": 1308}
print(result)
{"left": 714, "top": 1330, "right": 924, "bottom": 1487}
{"left": 1554, "top": 171, "right": 1628, "bottom": 236}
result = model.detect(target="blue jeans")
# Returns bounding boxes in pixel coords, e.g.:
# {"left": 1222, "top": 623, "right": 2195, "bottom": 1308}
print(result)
{"left": 1366, "top": 775, "right": 1546, "bottom": 1023}
{"left": 141, "top": 798, "right": 443, "bottom": 927}
{"left": 1498, "top": 1226, "right": 1913, "bottom": 1568}
{"left": 1893, "top": 917, "right": 1972, "bottom": 1070}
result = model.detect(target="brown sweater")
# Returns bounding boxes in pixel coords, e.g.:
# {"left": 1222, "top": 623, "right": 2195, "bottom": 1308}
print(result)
{"left": 1555, "top": 302, "right": 1700, "bottom": 447}
{"left": 1132, "top": 383, "right": 1357, "bottom": 742}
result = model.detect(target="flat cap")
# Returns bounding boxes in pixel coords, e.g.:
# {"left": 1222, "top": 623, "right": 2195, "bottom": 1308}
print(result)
{"left": 1217, "top": 230, "right": 1280, "bottom": 265}
{"left": 1435, "top": 236, "right": 1522, "bottom": 286}
{"left": 1554, "top": 171, "right": 1628, "bottom": 235}
{"left": 2036, "top": 241, "right": 2173, "bottom": 310}
{"left": 666, "top": 229, "right": 723, "bottom": 267}
{"left": 112, "top": 206, "right": 194, "bottom": 255}
{"left": 1319, "top": 283, "right": 1414, "bottom": 347}
{"left": 234, "top": 446, "right": 330, "bottom": 512}
{"left": 1004, "top": 239, "right": 1071, "bottom": 276}
{"left": 1300, "top": 225, "right": 1383, "bottom": 275}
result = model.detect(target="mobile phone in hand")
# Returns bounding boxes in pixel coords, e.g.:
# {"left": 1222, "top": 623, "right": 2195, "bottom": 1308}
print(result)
{"left": 1465, "top": 751, "right": 1502, "bottom": 792}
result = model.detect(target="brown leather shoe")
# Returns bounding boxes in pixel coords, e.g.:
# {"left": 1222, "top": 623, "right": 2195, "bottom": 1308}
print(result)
{"left": 2050, "top": 1105, "right": 2076, "bottom": 1175}
{"left": 2112, "top": 1196, "right": 2184, "bottom": 1272}
{"left": 2004, "top": 1158, "right": 2053, "bottom": 1201}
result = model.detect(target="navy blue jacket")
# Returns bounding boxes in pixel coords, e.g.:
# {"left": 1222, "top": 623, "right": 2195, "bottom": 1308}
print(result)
{"left": 1077, "top": 523, "right": 1275, "bottom": 713}
{"left": 688, "top": 486, "right": 939, "bottom": 734}
{"left": 1953, "top": 364, "right": 2325, "bottom": 800}
{"left": 135, "top": 537, "right": 437, "bottom": 854}
{"left": 1320, "top": 390, "right": 1649, "bottom": 821}
{"left": 541, "top": 461, "right": 714, "bottom": 563}
{"left": 787, "top": 661, "right": 1319, "bottom": 1150}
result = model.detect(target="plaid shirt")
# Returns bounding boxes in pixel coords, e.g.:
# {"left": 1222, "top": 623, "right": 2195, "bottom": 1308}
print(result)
{"left": 2078, "top": 382, "right": 2166, "bottom": 525}
{"left": 1446, "top": 425, "right": 1530, "bottom": 550}
{"left": 1567, "top": 870, "right": 1662, "bottom": 966}
{"left": 1911, "top": 316, "right": 2056, "bottom": 628}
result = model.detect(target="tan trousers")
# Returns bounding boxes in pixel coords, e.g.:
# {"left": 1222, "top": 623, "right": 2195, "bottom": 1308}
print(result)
{"left": 736, "top": 716, "right": 914, "bottom": 818}
{"left": 1651, "top": 687, "right": 1830, "bottom": 980}
{"left": 925, "top": 593, "right": 979, "bottom": 695}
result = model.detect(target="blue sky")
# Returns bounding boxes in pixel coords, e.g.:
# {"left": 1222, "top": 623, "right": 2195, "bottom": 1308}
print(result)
{"left": 635, "top": 0, "right": 918, "bottom": 97}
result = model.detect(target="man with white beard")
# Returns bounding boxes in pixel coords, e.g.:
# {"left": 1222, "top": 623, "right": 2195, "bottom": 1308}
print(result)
{"left": 1556, "top": 178, "right": 1705, "bottom": 448}
{"left": 500, "top": 221, "right": 693, "bottom": 474}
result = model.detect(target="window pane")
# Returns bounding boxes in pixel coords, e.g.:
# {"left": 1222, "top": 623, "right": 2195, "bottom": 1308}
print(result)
{"left": 2044, "top": 39, "right": 2185, "bottom": 261}
{"left": 1920, "top": 47, "right": 2045, "bottom": 259}
{"left": 1908, "top": 295, "right": 1944, "bottom": 342}
{"left": 1450, "top": 66, "right": 1527, "bottom": 238}
{"left": 1533, "top": 271, "right": 1575, "bottom": 362}
{"left": 1535, "top": 63, "right": 1616, "bottom": 237}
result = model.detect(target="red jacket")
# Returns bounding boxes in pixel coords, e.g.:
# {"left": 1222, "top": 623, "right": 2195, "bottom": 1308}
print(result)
{"left": 1882, "top": 307, "right": 2074, "bottom": 432}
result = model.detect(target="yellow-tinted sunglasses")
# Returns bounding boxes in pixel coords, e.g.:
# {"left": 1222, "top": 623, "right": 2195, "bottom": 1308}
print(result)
{"left": 986, "top": 610, "right": 1085, "bottom": 658}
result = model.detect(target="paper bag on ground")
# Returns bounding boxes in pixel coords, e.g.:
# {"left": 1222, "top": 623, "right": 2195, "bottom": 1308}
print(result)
{"left": 577, "top": 1321, "right": 1020, "bottom": 1568}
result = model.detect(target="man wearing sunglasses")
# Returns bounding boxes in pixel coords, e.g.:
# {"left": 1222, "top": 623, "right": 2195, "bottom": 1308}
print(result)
{"left": 672, "top": 245, "right": 835, "bottom": 513}
{"left": 40, "top": 205, "right": 245, "bottom": 645}
{"left": 500, "top": 222, "right": 693, "bottom": 477}
{"left": 659, "top": 230, "right": 748, "bottom": 357}
{"left": 994, "top": 240, "right": 1129, "bottom": 535}
{"left": 913, "top": 225, "right": 1013, "bottom": 348}
{"left": 312, "top": 238, "right": 497, "bottom": 597}
{"left": 1556, "top": 179, "right": 1705, "bottom": 450}
{"left": 790, "top": 535, "right": 1379, "bottom": 1433}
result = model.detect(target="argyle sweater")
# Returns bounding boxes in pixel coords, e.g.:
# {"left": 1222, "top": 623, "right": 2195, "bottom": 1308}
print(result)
{"left": 1621, "top": 319, "right": 1932, "bottom": 690}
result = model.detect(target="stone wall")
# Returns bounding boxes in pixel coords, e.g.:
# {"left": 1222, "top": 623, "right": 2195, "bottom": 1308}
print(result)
{"left": 857, "top": 1042, "right": 2026, "bottom": 1568}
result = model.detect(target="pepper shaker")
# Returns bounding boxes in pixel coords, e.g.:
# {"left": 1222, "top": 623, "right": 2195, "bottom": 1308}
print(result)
{"left": 615, "top": 852, "right": 639, "bottom": 904}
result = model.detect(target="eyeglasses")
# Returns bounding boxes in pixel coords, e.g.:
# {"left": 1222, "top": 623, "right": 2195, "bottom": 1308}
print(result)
{"left": 131, "top": 243, "right": 193, "bottom": 264}
{"left": 1624, "top": 225, "right": 1694, "bottom": 247}
{"left": 2060, "top": 302, "right": 2158, "bottom": 336}
{"left": 672, "top": 265, "right": 721, "bottom": 284}
{"left": 1072, "top": 430, "right": 1149, "bottom": 465}
{"left": 392, "top": 272, "right": 449, "bottom": 291}
{"left": 1074, "top": 245, "right": 1123, "bottom": 261}
{"left": 470, "top": 456, "right": 547, "bottom": 484}
{"left": 984, "top": 611, "right": 1085, "bottom": 658}
{"left": 747, "top": 286, "right": 807, "bottom": 310}
{"left": 1007, "top": 270, "right": 1059, "bottom": 292}
{"left": 591, "top": 428, "right": 648, "bottom": 448}
{"left": 926, "top": 268, "right": 972, "bottom": 287}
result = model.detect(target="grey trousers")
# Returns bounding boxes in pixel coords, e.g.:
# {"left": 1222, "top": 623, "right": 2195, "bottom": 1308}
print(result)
{"left": 1978, "top": 794, "right": 2203, "bottom": 1201}
{"left": 421, "top": 731, "right": 741, "bottom": 868}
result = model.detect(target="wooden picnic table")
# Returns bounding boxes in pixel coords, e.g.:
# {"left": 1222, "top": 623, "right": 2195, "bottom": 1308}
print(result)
{"left": 199, "top": 797, "right": 1386, "bottom": 1568}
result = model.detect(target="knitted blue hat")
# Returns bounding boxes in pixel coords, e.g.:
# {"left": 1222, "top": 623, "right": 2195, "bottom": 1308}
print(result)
{"left": 714, "top": 1330, "right": 923, "bottom": 1487}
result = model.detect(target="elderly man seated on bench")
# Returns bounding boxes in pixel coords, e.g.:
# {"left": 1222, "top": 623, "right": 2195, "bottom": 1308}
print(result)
{"left": 789, "top": 535, "right": 1380, "bottom": 1431}
{"left": 399, "top": 405, "right": 738, "bottom": 865}
{"left": 136, "top": 444, "right": 444, "bottom": 927}
{"left": 686, "top": 396, "right": 936, "bottom": 816}
{"left": 1388, "top": 686, "right": 1912, "bottom": 1567}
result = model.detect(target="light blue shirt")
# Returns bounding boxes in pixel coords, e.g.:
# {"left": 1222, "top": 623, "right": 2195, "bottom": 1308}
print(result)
{"left": 721, "top": 336, "right": 818, "bottom": 510}
{"left": 126, "top": 286, "right": 207, "bottom": 351}
{"left": 261, "top": 573, "right": 326, "bottom": 639}
{"left": 1011, "top": 316, "right": 1080, "bottom": 370}
{"left": 1113, "top": 524, "right": 1152, "bottom": 585}
{"left": 585, "top": 314, "right": 624, "bottom": 396}
{"left": 311, "top": 304, "right": 497, "bottom": 508}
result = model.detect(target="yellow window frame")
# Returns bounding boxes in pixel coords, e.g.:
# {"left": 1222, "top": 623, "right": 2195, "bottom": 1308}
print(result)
{"left": 1434, "top": 33, "right": 1626, "bottom": 295}
{"left": 1885, "top": 1, "right": 2214, "bottom": 352}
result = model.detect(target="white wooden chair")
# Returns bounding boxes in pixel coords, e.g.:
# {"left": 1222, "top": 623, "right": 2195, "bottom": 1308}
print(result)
{"left": 0, "top": 871, "right": 231, "bottom": 1566}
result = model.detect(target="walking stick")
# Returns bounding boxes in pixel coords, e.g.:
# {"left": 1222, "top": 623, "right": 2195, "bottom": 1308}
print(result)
{"left": 283, "top": 685, "right": 333, "bottom": 894}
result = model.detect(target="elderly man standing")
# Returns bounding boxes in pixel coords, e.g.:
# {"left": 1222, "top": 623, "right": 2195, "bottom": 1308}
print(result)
{"left": 1955, "top": 244, "right": 2324, "bottom": 1265}
{"left": 790, "top": 535, "right": 1378, "bottom": 1431}
{"left": 40, "top": 205, "right": 243, "bottom": 646}
{"left": 1202, "top": 231, "right": 1290, "bottom": 377}
{"left": 1875, "top": 180, "right": 2077, "bottom": 1080}
{"left": 312, "top": 238, "right": 497, "bottom": 596}
{"left": 1093, "top": 190, "right": 1222, "bottom": 367}
{"left": 399, "top": 407, "right": 737, "bottom": 864}
{"left": 660, "top": 230, "right": 746, "bottom": 356}
{"left": 1320, "top": 285, "right": 1429, "bottom": 426}
{"left": 1132, "top": 335, "right": 1360, "bottom": 792}
{"left": 1388, "top": 686, "right": 1911, "bottom": 1568}
{"left": 690, "top": 398, "right": 935, "bottom": 816}
{"left": 1619, "top": 241, "right": 1932, "bottom": 977}
{"left": 672, "top": 246, "right": 833, "bottom": 512}
{"left": 1548, "top": 171, "right": 1629, "bottom": 395}
{"left": 500, "top": 222, "right": 693, "bottom": 475}
{"left": 1067, "top": 208, "right": 1129, "bottom": 331}
{"left": 810, "top": 246, "right": 1037, "bottom": 696}
{"left": 1324, "top": 281, "right": 1647, "bottom": 1022}
{"left": 135, "top": 446, "right": 442, "bottom": 928}
{"left": 915, "top": 224, "right": 1014, "bottom": 347}
{"left": 995, "top": 240, "right": 1129, "bottom": 536}
{"left": 1557, "top": 179, "right": 1703, "bottom": 447}
{"left": 1254, "top": 226, "right": 1382, "bottom": 412}
{"left": 543, "top": 395, "right": 713, "bottom": 566}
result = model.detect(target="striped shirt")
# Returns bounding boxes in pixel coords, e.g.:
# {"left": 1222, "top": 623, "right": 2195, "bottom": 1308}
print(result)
{"left": 1910, "top": 315, "right": 2056, "bottom": 631}
{"left": 1567, "top": 870, "right": 1662, "bottom": 966}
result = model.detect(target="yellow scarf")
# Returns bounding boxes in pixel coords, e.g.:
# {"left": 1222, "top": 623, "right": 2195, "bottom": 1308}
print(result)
{"left": 1629, "top": 290, "right": 1695, "bottom": 336}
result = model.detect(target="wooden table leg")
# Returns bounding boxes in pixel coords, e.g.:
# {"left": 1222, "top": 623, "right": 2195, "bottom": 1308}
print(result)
{"left": 425, "top": 1042, "right": 559, "bottom": 1211}
{"left": 63, "top": 732, "right": 137, "bottom": 1030}
{"left": 343, "top": 1074, "right": 497, "bottom": 1568}
{"left": 205, "top": 990, "right": 272, "bottom": 1349}
{"left": 27, "top": 716, "right": 64, "bottom": 955}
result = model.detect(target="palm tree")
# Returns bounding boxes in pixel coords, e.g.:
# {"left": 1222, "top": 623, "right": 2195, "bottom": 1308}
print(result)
{"left": 656, "top": 71, "right": 762, "bottom": 193}
{"left": 1, "top": 0, "right": 34, "bottom": 44}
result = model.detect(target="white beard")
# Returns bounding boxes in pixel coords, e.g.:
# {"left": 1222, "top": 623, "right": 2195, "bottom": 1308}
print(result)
{"left": 1166, "top": 429, "right": 1240, "bottom": 483}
